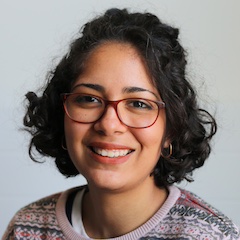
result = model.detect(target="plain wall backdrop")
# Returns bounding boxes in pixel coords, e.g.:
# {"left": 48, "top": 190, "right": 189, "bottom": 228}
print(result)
{"left": 1, "top": 0, "right": 239, "bottom": 236}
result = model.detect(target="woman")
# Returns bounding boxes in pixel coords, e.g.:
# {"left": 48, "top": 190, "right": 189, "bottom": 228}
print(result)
{"left": 3, "top": 8, "right": 239, "bottom": 240}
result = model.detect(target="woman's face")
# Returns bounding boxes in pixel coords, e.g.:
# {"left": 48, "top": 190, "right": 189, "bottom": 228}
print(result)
{"left": 64, "top": 42, "right": 168, "bottom": 192}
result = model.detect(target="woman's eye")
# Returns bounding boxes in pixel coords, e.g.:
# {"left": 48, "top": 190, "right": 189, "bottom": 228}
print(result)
{"left": 74, "top": 95, "right": 99, "bottom": 103}
{"left": 70, "top": 95, "right": 102, "bottom": 108}
{"left": 128, "top": 100, "right": 152, "bottom": 110}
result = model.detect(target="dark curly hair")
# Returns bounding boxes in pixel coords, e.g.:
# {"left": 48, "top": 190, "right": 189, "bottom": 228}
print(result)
{"left": 23, "top": 8, "right": 217, "bottom": 188}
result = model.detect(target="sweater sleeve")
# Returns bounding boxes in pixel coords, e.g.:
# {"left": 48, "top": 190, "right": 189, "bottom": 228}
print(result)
{"left": 1, "top": 193, "right": 66, "bottom": 240}
{"left": 2, "top": 216, "right": 15, "bottom": 240}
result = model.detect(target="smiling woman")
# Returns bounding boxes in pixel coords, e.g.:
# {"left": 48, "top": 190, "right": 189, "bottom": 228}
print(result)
{"left": 2, "top": 8, "right": 240, "bottom": 240}
{"left": 63, "top": 42, "right": 168, "bottom": 195}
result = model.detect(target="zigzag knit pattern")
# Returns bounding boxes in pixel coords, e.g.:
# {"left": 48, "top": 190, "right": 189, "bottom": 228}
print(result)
{"left": 2, "top": 187, "right": 240, "bottom": 240}
{"left": 3, "top": 193, "right": 66, "bottom": 240}
{"left": 141, "top": 190, "right": 240, "bottom": 239}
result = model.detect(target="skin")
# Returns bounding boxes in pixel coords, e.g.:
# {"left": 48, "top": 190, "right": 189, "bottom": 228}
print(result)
{"left": 64, "top": 42, "right": 169, "bottom": 238}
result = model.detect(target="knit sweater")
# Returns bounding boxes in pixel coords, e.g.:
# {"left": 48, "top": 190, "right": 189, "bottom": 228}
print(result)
{"left": 2, "top": 185, "right": 240, "bottom": 240}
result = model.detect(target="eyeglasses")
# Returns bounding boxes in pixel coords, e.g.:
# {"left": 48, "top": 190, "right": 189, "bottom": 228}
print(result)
{"left": 61, "top": 93, "right": 165, "bottom": 129}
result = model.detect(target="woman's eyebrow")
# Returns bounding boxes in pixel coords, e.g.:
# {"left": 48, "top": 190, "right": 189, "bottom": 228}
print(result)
{"left": 123, "top": 86, "right": 158, "bottom": 98}
{"left": 72, "top": 84, "right": 158, "bottom": 98}
{"left": 72, "top": 83, "right": 104, "bottom": 92}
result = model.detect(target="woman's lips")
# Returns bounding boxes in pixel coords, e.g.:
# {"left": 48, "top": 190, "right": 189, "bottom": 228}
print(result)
{"left": 88, "top": 142, "right": 134, "bottom": 164}
{"left": 92, "top": 147, "right": 132, "bottom": 158}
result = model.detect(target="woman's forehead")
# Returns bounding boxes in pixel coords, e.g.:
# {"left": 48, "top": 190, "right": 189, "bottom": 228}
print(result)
{"left": 73, "top": 42, "right": 160, "bottom": 98}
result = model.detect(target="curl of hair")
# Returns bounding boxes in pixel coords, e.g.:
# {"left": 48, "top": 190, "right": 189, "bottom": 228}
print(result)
{"left": 23, "top": 8, "right": 217, "bottom": 187}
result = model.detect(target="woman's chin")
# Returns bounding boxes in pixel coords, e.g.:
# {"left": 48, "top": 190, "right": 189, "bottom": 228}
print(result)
{"left": 86, "top": 171, "right": 129, "bottom": 192}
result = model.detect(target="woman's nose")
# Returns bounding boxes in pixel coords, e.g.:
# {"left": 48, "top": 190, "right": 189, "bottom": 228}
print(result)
{"left": 93, "top": 105, "right": 127, "bottom": 136}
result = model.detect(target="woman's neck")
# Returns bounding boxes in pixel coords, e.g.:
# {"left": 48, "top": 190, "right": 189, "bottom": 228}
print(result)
{"left": 82, "top": 179, "right": 168, "bottom": 239}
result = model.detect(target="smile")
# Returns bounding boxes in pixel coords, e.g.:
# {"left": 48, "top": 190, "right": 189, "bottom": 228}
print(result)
{"left": 91, "top": 147, "right": 133, "bottom": 158}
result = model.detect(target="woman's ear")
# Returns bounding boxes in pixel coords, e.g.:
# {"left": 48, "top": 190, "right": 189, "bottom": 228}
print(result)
{"left": 161, "top": 139, "right": 172, "bottom": 159}
{"left": 163, "top": 138, "right": 171, "bottom": 149}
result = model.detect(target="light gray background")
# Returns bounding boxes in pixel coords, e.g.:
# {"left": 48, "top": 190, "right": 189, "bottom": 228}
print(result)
{"left": 1, "top": 0, "right": 239, "bottom": 236}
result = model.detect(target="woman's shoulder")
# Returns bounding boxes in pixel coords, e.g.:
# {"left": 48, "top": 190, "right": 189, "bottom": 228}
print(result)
{"left": 163, "top": 187, "right": 240, "bottom": 239}
{"left": 2, "top": 186, "right": 85, "bottom": 240}
{"left": 174, "top": 188, "right": 237, "bottom": 223}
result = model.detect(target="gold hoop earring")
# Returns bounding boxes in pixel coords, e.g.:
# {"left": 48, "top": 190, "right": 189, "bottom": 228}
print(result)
{"left": 161, "top": 143, "right": 172, "bottom": 159}
{"left": 61, "top": 137, "right": 68, "bottom": 151}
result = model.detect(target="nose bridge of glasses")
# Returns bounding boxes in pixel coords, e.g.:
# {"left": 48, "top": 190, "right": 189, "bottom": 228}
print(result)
{"left": 105, "top": 99, "right": 120, "bottom": 109}
{"left": 101, "top": 99, "right": 122, "bottom": 121}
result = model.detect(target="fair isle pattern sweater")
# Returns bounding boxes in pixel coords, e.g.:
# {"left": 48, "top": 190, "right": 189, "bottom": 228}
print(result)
{"left": 3, "top": 185, "right": 240, "bottom": 240}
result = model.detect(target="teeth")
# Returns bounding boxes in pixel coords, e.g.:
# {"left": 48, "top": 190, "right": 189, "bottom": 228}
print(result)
{"left": 93, "top": 148, "right": 131, "bottom": 158}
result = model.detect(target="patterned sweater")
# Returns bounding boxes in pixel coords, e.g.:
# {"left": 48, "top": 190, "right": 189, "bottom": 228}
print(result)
{"left": 2, "top": 185, "right": 240, "bottom": 240}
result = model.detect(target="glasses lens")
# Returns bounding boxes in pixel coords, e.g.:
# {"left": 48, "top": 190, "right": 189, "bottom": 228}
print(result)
{"left": 117, "top": 99, "right": 159, "bottom": 128}
{"left": 64, "top": 94, "right": 104, "bottom": 123}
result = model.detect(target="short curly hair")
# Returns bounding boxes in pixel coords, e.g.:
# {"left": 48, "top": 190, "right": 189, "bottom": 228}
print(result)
{"left": 24, "top": 8, "right": 217, "bottom": 188}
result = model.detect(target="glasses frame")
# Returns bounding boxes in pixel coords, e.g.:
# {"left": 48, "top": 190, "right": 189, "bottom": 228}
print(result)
{"left": 61, "top": 93, "right": 165, "bottom": 129}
